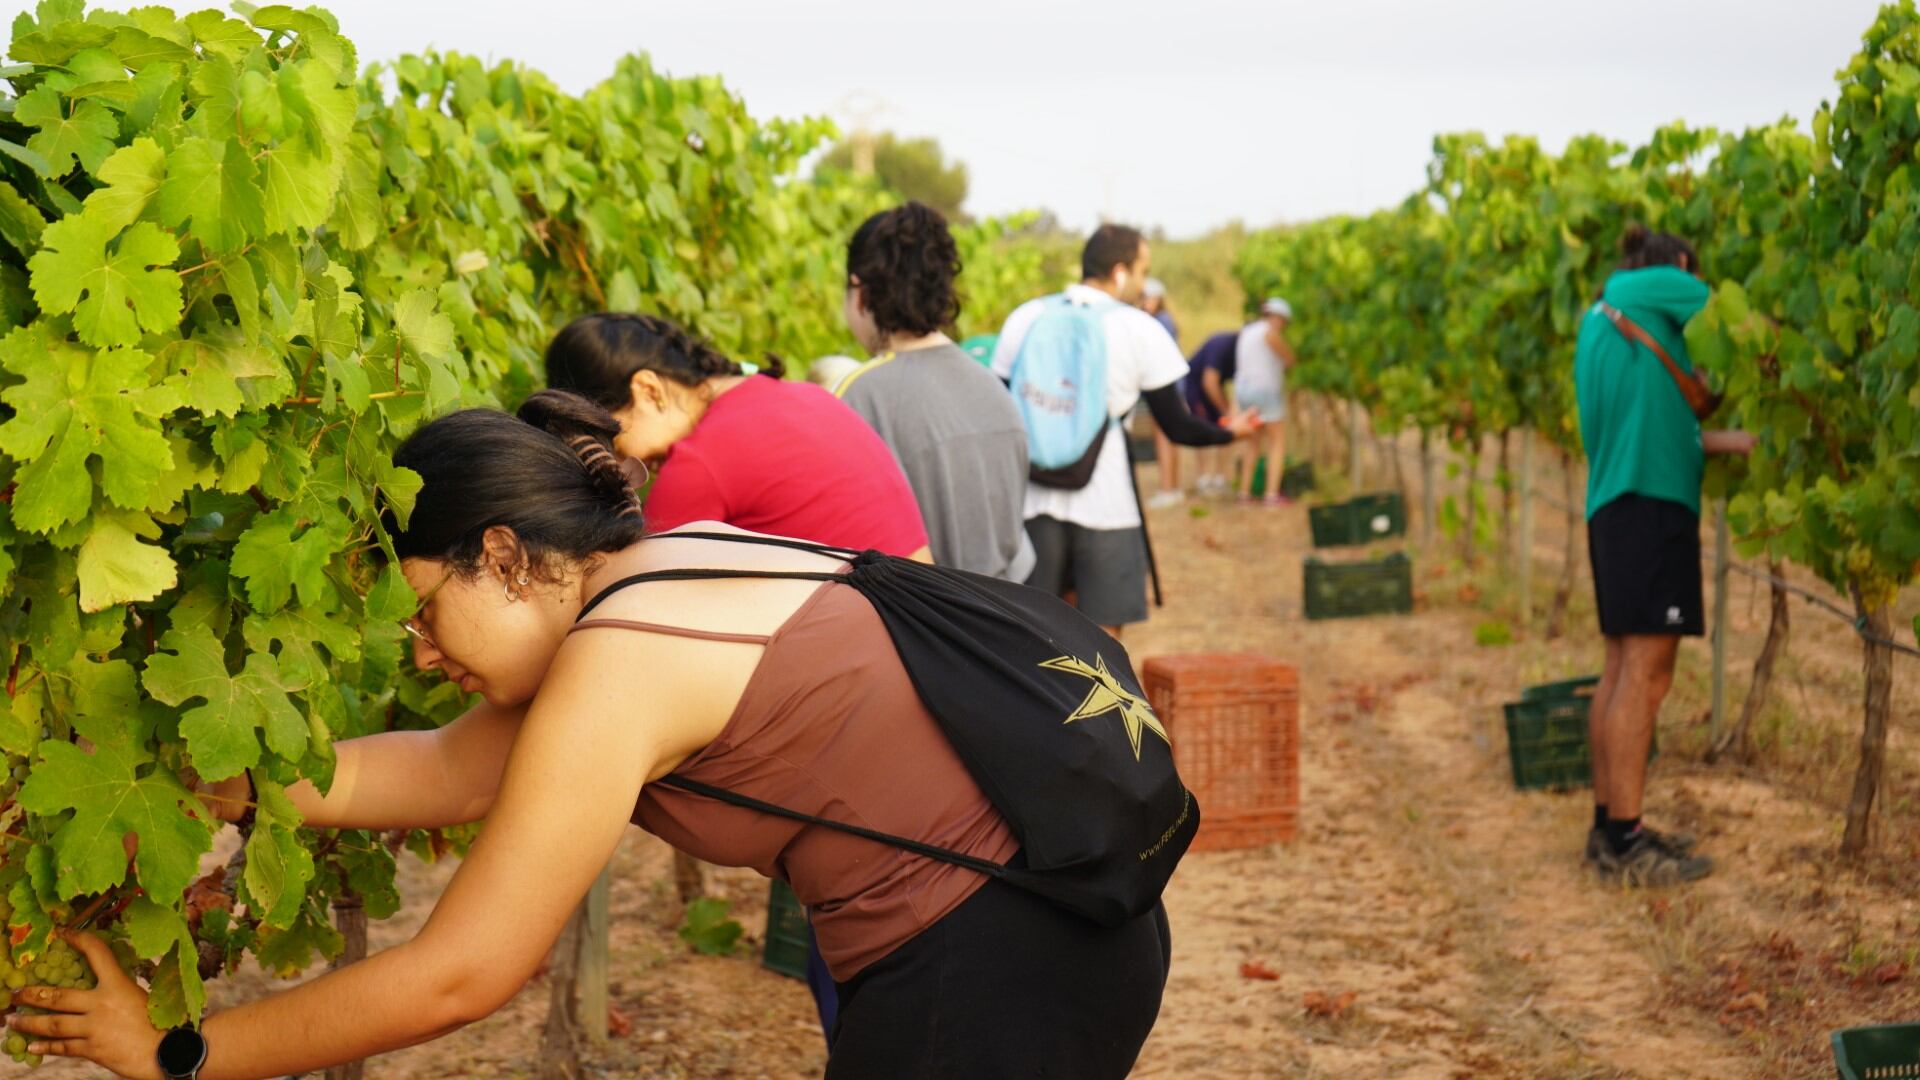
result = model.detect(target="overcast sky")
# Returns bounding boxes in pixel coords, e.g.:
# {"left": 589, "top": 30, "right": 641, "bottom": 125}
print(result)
{"left": 13, "top": 0, "right": 1888, "bottom": 235}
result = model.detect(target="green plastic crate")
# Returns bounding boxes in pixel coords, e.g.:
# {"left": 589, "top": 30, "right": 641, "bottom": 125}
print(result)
{"left": 1521, "top": 675, "right": 1600, "bottom": 703}
{"left": 1833, "top": 1023, "right": 1920, "bottom": 1079}
{"left": 1502, "top": 695, "right": 1658, "bottom": 791}
{"left": 1308, "top": 492, "right": 1407, "bottom": 548}
{"left": 1248, "top": 456, "right": 1315, "bottom": 498}
{"left": 761, "top": 879, "right": 810, "bottom": 980}
{"left": 1303, "top": 552, "right": 1412, "bottom": 620}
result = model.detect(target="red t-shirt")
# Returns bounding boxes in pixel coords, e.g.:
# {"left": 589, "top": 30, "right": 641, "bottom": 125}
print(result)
{"left": 643, "top": 376, "right": 930, "bottom": 556}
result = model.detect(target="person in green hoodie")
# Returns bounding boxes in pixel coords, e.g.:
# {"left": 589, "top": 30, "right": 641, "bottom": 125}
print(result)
{"left": 1574, "top": 225, "right": 1755, "bottom": 887}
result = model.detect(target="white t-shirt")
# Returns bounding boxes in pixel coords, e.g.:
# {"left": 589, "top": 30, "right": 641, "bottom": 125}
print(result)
{"left": 992, "top": 284, "right": 1190, "bottom": 530}
{"left": 1234, "top": 320, "right": 1286, "bottom": 401}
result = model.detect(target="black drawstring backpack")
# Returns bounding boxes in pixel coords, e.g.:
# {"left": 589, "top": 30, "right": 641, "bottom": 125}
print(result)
{"left": 577, "top": 532, "right": 1199, "bottom": 928}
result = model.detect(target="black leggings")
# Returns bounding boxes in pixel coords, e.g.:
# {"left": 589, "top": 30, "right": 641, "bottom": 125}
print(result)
{"left": 826, "top": 878, "right": 1172, "bottom": 1079}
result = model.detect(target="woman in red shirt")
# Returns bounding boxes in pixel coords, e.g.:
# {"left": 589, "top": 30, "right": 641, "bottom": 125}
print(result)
{"left": 545, "top": 312, "right": 930, "bottom": 560}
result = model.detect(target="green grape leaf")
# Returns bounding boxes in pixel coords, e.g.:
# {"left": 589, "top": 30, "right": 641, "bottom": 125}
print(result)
{"left": 50, "top": 656, "right": 147, "bottom": 751}
{"left": 278, "top": 57, "right": 355, "bottom": 150}
{"left": 243, "top": 606, "right": 359, "bottom": 689}
{"left": 251, "top": 901, "right": 343, "bottom": 977}
{"left": 242, "top": 778, "right": 313, "bottom": 928}
{"left": 160, "top": 329, "right": 289, "bottom": 418}
{"left": 154, "top": 136, "right": 264, "bottom": 253}
{"left": 229, "top": 508, "right": 341, "bottom": 613}
{"left": 76, "top": 507, "right": 175, "bottom": 612}
{"left": 121, "top": 894, "right": 192, "bottom": 962}
{"left": 27, "top": 215, "right": 183, "bottom": 348}
{"left": 677, "top": 896, "right": 743, "bottom": 956}
{"left": 183, "top": 11, "right": 259, "bottom": 61}
{"left": 16, "top": 739, "right": 211, "bottom": 901}
{"left": 78, "top": 137, "right": 166, "bottom": 233}
{"left": 144, "top": 940, "right": 206, "bottom": 1030}
{"left": 258, "top": 141, "right": 339, "bottom": 235}
{"left": 13, "top": 86, "right": 117, "bottom": 177}
{"left": 363, "top": 564, "right": 415, "bottom": 623}
{"left": 0, "top": 179, "right": 50, "bottom": 254}
{"left": 143, "top": 624, "right": 307, "bottom": 781}
{"left": 0, "top": 334, "right": 178, "bottom": 532}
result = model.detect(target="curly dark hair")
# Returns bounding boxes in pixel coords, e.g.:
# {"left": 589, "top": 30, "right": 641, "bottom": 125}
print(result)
{"left": 1618, "top": 223, "right": 1697, "bottom": 274}
{"left": 544, "top": 312, "right": 785, "bottom": 409}
{"left": 846, "top": 202, "right": 963, "bottom": 339}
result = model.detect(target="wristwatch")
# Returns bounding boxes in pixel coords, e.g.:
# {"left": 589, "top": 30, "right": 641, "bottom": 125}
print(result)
{"left": 156, "top": 1026, "right": 208, "bottom": 1080}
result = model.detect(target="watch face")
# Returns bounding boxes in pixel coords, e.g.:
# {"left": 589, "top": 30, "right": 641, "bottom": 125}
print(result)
{"left": 156, "top": 1027, "right": 208, "bottom": 1075}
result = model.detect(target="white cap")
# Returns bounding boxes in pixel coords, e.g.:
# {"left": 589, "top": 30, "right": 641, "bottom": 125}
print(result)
{"left": 1143, "top": 277, "right": 1167, "bottom": 300}
{"left": 807, "top": 354, "right": 862, "bottom": 389}
{"left": 1261, "top": 297, "right": 1293, "bottom": 319}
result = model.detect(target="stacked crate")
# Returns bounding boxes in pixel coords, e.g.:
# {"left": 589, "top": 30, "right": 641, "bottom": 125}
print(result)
{"left": 1303, "top": 492, "right": 1413, "bottom": 620}
{"left": 1142, "top": 653, "right": 1300, "bottom": 851}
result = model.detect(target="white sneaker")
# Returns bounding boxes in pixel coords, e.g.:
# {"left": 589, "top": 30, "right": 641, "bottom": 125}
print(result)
{"left": 1147, "top": 489, "right": 1185, "bottom": 510}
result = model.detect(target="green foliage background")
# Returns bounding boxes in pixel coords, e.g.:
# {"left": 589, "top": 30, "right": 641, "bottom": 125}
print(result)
{"left": 0, "top": 0, "right": 1062, "bottom": 1027}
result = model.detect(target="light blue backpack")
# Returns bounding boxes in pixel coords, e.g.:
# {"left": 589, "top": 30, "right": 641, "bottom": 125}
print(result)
{"left": 1008, "top": 293, "right": 1118, "bottom": 488}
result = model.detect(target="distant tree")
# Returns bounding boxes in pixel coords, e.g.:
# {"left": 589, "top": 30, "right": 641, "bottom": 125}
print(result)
{"left": 818, "top": 132, "right": 970, "bottom": 220}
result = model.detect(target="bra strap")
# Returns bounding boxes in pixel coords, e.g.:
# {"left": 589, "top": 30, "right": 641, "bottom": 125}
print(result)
{"left": 578, "top": 567, "right": 849, "bottom": 621}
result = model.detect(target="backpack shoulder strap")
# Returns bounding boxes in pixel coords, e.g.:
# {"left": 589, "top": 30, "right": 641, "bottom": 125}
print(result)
{"left": 653, "top": 774, "right": 1009, "bottom": 880}
{"left": 1595, "top": 301, "right": 1720, "bottom": 418}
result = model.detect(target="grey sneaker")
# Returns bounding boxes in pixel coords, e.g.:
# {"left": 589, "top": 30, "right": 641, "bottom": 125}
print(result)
{"left": 1584, "top": 826, "right": 1604, "bottom": 865}
{"left": 1595, "top": 831, "right": 1714, "bottom": 886}
{"left": 1641, "top": 824, "right": 1698, "bottom": 857}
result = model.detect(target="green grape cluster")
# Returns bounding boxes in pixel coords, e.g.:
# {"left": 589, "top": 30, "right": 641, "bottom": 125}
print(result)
{"left": 0, "top": 899, "right": 95, "bottom": 1068}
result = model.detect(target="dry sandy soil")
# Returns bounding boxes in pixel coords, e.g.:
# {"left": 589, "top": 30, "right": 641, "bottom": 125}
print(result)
{"left": 22, "top": 445, "right": 1920, "bottom": 1080}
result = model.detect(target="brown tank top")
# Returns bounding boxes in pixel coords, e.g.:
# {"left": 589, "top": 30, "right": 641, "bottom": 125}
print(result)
{"left": 575, "top": 580, "right": 1019, "bottom": 980}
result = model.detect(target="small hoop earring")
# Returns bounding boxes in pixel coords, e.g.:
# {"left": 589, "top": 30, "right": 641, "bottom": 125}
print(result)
{"left": 503, "top": 580, "right": 517, "bottom": 603}
{"left": 633, "top": 459, "right": 652, "bottom": 488}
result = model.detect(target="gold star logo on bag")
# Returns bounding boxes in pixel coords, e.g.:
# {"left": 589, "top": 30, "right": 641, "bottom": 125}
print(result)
{"left": 1039, "top": 654, "right": 1169, "bottom": 761}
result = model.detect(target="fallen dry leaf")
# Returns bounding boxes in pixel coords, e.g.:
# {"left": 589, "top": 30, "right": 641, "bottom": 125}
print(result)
{"left": 608, "top": 1003, "right": 634, "bottom": 1038}
{"left": 1303, "top": 989, "right": 1357, "bottom": 1019}
{"left": 1240, "top": 960, "right": 1281, "bottom": 981}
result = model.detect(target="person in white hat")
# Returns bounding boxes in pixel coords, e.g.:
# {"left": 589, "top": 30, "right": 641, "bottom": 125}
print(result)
{"left": 1232, "top": 298, "right": 1296, "bottom": 504}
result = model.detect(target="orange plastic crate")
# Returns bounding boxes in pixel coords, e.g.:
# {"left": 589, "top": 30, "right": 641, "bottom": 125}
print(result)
{"left": 1141, "top": 653, "right": 1300, "bottom": 851}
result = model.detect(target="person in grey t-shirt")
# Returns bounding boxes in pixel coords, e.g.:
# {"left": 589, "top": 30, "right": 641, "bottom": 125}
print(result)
{"left": 838, "top": 202, "right": 1035, "bottom": 581}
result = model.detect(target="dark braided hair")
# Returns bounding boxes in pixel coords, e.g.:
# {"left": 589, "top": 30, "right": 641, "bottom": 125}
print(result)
{"left": 847, "top": 202, "right": 963, "bottom": 338}
{"left": 390, "top": 391, "right": 645, "bottom": 580}
{"left": 545, "top": 312, "right": 785, "bottom": 409}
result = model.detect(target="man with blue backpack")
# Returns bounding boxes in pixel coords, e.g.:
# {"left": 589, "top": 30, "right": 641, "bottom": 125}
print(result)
{"left": 993, "top": 224, "right": 1256, "bottom": 634}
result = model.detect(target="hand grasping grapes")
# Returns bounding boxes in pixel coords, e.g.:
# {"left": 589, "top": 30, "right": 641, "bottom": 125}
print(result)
{"left": 7, "top": 930, "right": 165, "bottom": 1080}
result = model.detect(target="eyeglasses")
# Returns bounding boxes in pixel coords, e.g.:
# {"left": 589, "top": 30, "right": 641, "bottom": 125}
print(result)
{"left": 400, "top": 570, "right": 454, "bottom": 652}
{"left": 402, "top": 618, "right": 437, "bottom": 651}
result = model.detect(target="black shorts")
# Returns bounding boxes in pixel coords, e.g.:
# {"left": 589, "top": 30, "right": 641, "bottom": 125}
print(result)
{"left": 1587, "top": 493, "right": 1704, "bottom": 637}
{"left": 828, "top": 874, "right": 1170, "bottom": 1079}
{"left": 1023, "top": 516, "right": 1150, "bottom": 627}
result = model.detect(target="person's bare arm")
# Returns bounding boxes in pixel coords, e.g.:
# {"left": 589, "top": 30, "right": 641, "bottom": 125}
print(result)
{"left": 1268, "top": 326, "right": 1297, "bottom": 366}
{"left": 1702, "top": 430, "right": 1757, "bottom": 456}
{"left": 908, "top": 545, "right": 935, "bottom": 564}
{"left": 1202, "top": 368, "right": 1231, "bottom": 415}
{"left": 202, "top": 702, "right": 525, "bottom": 831}
{"left": 32, "top": 632, "right": 734, "bottom": 1080}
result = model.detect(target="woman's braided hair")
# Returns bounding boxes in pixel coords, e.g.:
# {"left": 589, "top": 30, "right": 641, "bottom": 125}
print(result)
{"left": 389, "top": 391, "right": 645, "bottom": 579}
{"left": 545, "top": 312, "right": 785, "bottom": 408}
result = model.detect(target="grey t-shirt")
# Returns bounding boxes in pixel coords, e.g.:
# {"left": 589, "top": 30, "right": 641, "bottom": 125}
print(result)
{"left": 840, "top": 343, "right": 1036, "bottom": 581}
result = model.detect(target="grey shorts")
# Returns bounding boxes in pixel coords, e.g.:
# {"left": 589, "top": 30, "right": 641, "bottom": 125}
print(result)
{"left": 1022, "top": 516, "right": 1149, "bottom": 627}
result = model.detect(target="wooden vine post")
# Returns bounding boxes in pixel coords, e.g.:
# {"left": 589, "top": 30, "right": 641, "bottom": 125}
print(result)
{"left": 1515, "top": 430, "right": 1535, "bottom": 631}
{"left": 1842, "top": 598, "right": 1896, "bottom": 857}
{"left": 324, "top": 891, "right": 368, "bottom": 1080}
{"left": 578, "top": 867, "right": 613, "bottom": 1046}
{"left": 538, "top": 908, "right": 587, "bottom": 1080}
{"left": 1711, "top": 560, "right": 1789, "bottom": 763}
{"left": 1419, "top": 429, "right": 1437, "bottom": 547}
{"left": 1347, "top": 399, "right": 1365, "bottom": 487}
{"left": 1707, "top": 503, "right": 1732, "bottom": 748}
